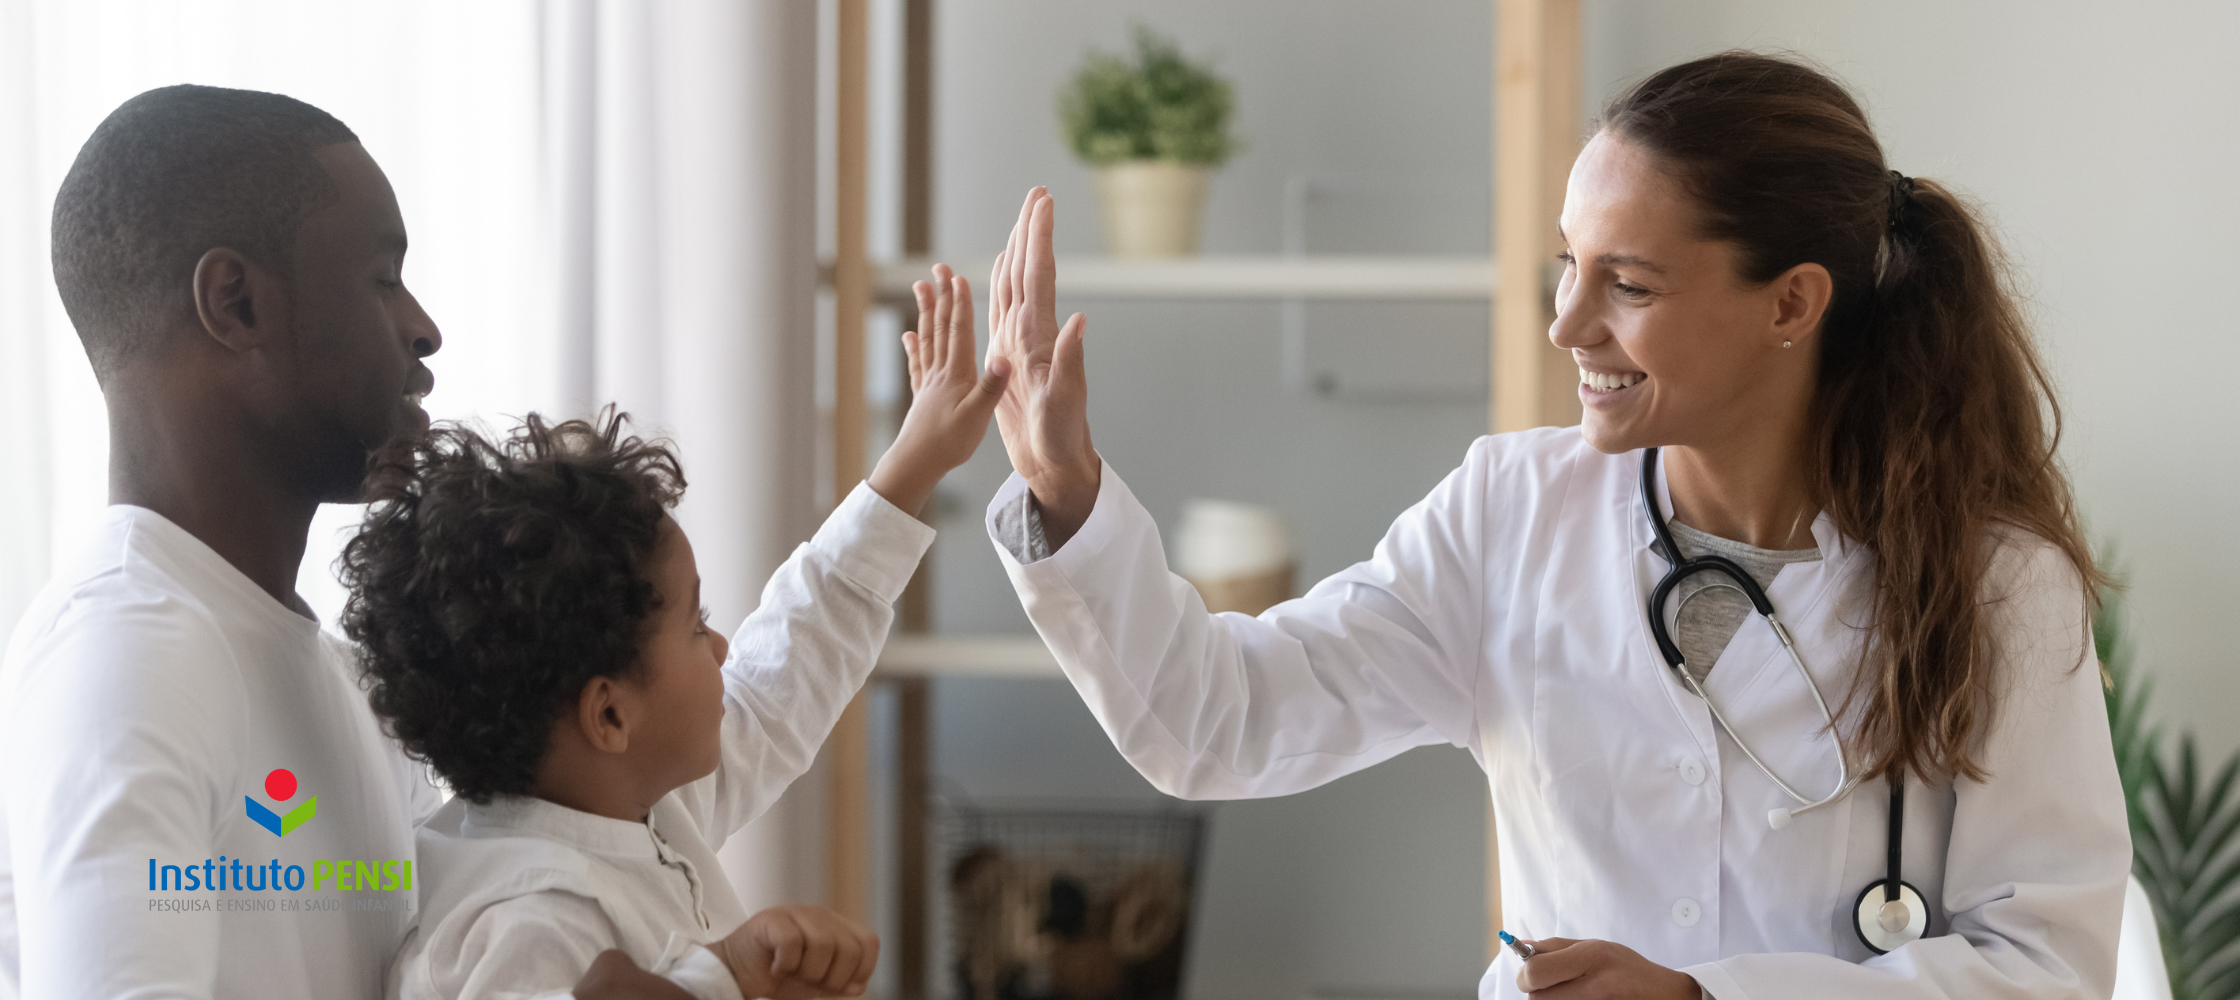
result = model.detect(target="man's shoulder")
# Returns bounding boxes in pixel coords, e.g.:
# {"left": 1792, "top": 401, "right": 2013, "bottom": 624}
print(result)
{"left": 0, "top": 513, "right": 260, "bottom": 747}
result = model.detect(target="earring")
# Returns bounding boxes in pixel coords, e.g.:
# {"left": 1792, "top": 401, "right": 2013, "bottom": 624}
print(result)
{"left": 1782, "top": 340, "right": 1793, "bottom": 349}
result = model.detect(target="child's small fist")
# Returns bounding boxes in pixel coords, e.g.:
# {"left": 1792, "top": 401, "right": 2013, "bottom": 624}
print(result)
{"left": 866, "top": 263, "right": 1012, "bottom": 518}
{"left": 715, "top": 904, "right": 879, "bottom": 1000}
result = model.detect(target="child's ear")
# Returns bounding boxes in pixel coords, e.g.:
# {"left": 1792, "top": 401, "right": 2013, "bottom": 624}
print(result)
{"left": 574, "top": 676, "right": 634, "bottom": 754}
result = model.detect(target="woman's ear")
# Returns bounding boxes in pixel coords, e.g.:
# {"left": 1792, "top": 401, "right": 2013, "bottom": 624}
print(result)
{"left": 1770, "top": 261, "right": 1834, "bottom": 349}
{"left": 574, "top": 676, "right": 634, "bottom": 755}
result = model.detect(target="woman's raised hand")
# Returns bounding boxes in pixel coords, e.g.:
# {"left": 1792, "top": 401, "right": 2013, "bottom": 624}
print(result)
{"left": 987, "top": 186, "right": 1100, "bottom": 549}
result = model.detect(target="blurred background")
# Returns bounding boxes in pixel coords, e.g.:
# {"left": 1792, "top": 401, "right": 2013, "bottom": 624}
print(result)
{"left": 2, "top": 3, "right": 2236, "bottom": 1000}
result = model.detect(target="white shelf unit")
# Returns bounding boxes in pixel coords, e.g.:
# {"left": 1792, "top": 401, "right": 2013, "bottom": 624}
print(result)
{"left": 865, "top": 254, "right": 1496, "bottom": 302}
{"left": 872, "top": 634, "right": 1061, "bottom": 679}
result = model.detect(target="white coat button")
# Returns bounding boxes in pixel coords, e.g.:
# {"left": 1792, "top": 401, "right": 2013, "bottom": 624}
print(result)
{"left": 1679, "top": 758, "right": 1706, "bottom": 785}
{"left": 1672, "top": 897, "right": 1702, "bottom": 927}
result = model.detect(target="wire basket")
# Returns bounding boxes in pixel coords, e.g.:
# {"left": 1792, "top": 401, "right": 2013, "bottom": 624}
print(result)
{"left": 942, "top": 803, "right": 1209, "bottom": 1000}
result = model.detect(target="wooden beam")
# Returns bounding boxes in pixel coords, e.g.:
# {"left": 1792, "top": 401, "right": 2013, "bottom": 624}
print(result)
{"left": 896, "top": 4, "right": 937, "bottom": 999}
{"left": 1490, "top": 0, "right": 1582, "bottom": 958}
{"left": 827, "top": 0, "right": 872, "bottom": 927}
{"left": 1493, "top": 0, "right": 1583, "bottom": 436}
{"left": 895, "top": 678, "right": 932, "bottom": 999}
{"left": 902, "top": 0, "right": 933, "bottom": 257}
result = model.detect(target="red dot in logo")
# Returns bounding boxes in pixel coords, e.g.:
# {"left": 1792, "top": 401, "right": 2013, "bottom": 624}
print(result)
{"left": 265, "top": 768, "right": 297, "bottom": 801}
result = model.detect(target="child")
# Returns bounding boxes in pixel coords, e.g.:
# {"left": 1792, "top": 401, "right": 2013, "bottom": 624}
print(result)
{"left": 345, "top": 267, "right": 1006, "bottom": 1000}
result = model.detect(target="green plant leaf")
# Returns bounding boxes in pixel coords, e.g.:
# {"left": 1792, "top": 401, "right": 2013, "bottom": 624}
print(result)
{"left": 2097, "top": 570, "right": 2240, "bottom": 999}
{"left": 1057, "top": 24, "right": 1237, "bottom": 167}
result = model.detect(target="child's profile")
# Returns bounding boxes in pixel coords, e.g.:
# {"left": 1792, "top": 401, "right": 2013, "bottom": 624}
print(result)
{"left": 344, "top": 267, "right": 1003, "bottom": 1000}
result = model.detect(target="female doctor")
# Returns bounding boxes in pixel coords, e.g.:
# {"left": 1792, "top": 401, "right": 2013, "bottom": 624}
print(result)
{"left": 971, "top": 52, "right": 2128, "bottom": 1000}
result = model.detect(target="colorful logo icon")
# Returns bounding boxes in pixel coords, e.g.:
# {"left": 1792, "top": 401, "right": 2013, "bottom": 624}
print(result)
{"left": 246, "top": 768, "right": 316, "bottom": 837}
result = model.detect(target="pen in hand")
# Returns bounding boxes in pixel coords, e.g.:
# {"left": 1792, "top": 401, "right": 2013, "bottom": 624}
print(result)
{"left": 1498, "top": 930, "right": 1537, "bottom": 961}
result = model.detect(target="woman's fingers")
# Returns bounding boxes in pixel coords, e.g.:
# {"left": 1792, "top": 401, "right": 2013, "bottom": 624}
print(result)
{"left": 1512, "top": 938, "right": 1593, "bottom": 993}
{"left": 1024, "top": 192, "right": 1056, "bottom": 333}
{"left": 1053, "top": 312, "right": 1088, "bottom": 399}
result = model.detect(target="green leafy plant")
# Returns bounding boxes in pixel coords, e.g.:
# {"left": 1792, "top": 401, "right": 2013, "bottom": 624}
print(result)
{"left": 2101, "top": 585, "right": 2240, "bottom": 999}
{"left": 1058, "top": 26, "right": 1237, "bottom": 167}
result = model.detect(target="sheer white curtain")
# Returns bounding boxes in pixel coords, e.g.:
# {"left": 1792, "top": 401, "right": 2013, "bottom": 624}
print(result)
{"left": 0, "top": 0, "right": 824, "bottom": 911}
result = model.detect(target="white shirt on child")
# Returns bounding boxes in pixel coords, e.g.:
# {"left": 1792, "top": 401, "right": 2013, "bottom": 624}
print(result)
{"left": 0, "top": 506, "right": 446, "bottom": 1000}
{"left": 392, "top": 482, "right": 935, "bottom": 1000}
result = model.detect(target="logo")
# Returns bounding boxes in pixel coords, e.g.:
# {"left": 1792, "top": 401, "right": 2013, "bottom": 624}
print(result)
{"left": 246, "top": 768, "right": 317, "bottom": 837}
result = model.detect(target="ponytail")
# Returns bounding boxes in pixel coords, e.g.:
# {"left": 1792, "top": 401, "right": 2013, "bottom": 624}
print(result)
{"left": 1603, "top": 53, "right": 2103, "bottom": 783}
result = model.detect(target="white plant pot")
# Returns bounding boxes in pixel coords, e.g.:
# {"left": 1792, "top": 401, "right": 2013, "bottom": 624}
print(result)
{"left": 1093, "top": 160, "right": 1212, "bottom": 258}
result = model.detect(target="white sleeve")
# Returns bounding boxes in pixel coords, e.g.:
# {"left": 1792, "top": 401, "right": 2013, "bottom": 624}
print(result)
{"left": 3, "top": 597, "right": 243, "bottom": 1000}
{"left": 983, "top": 445, "right": 1492, "bottom": 800}
{"left": 1683, "top": 540, "right": 2129, "bottom": 1000}
{"left": 675, "top": 482, "right": 935, "bottom": 839}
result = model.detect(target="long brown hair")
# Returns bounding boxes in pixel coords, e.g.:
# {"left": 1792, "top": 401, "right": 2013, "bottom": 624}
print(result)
{"left": 1601, "top": 52, "right": 2102, "bottom": 783}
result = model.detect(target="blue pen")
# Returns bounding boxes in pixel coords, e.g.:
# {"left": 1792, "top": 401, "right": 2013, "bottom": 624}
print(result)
{"left": 1498, "top": 930, "right": 1537, "bottom": 961}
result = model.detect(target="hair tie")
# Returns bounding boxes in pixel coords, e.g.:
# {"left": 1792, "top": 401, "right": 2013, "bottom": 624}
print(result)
{"left": 1887, "top": 170, "right": 1916, "bottom": 231}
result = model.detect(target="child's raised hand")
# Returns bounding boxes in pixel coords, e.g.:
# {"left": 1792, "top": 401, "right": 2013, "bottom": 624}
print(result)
{"left": 865, "top": 263, "right": 1012, "bottom": 517}
{"left": 714, "top": 904, "right": 879, "bottom": 1000}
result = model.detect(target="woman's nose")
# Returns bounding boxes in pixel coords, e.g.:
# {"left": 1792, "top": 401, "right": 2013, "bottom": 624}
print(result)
{"left": 1547, "top": 271, "right": 1596, "bottom": 350}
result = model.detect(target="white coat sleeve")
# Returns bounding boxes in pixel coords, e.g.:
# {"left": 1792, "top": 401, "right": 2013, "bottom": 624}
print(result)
{"left": 3, "top": 592, "right": 243, "bottom": 1000}
{"left": 1683, "top": 539, "right": 2129, "bottom": 1000}
{"left": 983, "top": 443, "right": 1494, "bottom": 800}
{"left": 674, "top": 482, "right": 935, "bottom": 841}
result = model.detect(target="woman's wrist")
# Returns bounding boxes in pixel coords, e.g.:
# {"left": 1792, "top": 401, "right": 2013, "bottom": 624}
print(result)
{"left": 1027, "top": 459, "right": 1100, "bottom": 551}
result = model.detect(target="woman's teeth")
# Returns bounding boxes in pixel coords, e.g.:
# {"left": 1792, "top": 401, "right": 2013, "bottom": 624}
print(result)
{"left": 1579, "top": 368, "right": 1645, "bottom": 393}
{"left": 404, "top": 392, "right": 425, "bottom": 408}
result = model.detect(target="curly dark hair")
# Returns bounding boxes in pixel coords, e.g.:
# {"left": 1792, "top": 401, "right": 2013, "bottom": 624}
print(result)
{"left": 339, "top": 411, "right": 686, "bottom": 803}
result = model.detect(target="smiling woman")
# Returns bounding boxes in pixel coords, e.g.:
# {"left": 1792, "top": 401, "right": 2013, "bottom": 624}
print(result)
{"left": 974, "top": 49, "right": 2129, "bottom": 1000}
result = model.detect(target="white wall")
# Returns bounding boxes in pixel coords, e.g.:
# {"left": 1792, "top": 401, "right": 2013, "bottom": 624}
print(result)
{"left": 1582, "top": 0, "right": 2240, "bottom": 763}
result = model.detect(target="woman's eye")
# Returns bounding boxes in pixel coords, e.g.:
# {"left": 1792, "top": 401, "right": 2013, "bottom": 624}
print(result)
{"left": 1613, "top": 281, "right": 1649, "bottom": 299}
{"left": 1555, "top": 251, "right": 1576, "bottom": 267}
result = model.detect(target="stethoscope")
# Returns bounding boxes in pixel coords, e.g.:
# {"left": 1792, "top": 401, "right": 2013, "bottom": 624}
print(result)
{"left": 1640, "top": 447, "right": 1926, "bottom": 955}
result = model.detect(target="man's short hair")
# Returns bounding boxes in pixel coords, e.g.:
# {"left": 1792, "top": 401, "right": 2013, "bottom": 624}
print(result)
{"left": 50, "top": 84, "right": 358, "bottom": 379}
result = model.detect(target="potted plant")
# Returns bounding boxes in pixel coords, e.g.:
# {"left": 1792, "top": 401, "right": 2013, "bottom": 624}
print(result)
{"left": 2100, "top": 580, "right": 2240, "bottom": 999}
{"left": 1059, "top": 27, "right": 1238, "bottom": 257}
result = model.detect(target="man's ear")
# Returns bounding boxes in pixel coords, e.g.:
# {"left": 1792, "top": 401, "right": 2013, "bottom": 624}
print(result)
{"left": 574, "top": 676, "right": 635, "bottom": 755}
{"left": 191, "top": 247, "right": 277, "bottom": 353}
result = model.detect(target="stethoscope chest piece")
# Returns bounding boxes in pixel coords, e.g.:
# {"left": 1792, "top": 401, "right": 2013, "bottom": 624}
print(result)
{"left": 1853, "top": 878, "right": 1927, "bottom": 954}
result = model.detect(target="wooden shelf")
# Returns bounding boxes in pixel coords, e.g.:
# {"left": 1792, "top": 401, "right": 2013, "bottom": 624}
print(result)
{"left": 873, "top": 634, "right": 1062, "bottom": 679}
{"left": 849, "top": 254, "right": 1496, "bottom": 302}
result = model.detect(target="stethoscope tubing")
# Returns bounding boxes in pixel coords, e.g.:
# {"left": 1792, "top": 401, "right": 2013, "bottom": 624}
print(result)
{"left": 1639, "top": 447, "right": 1853, "bottom": 819}
{"left": 1638, "top": 447, "right": 1923, "bottom": 950}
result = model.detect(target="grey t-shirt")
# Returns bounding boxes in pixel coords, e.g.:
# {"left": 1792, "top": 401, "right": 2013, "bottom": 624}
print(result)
{"left": 1664, "top": 521, "right": 1821, "bottom": 682}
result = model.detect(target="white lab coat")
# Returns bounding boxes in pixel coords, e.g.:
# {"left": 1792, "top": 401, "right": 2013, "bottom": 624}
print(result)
{"left": 985, "top": 427, "right": 2129, "bottom": 1000}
